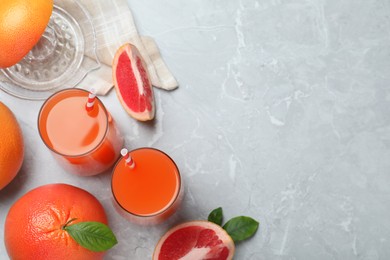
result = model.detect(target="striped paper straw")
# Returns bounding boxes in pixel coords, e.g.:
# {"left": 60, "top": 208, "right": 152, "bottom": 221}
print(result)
{"left": 86, "top": 88, "right": 97, "bottom": 111}
{"left": 121, "top": 148, "right": 135, "bottom": 169}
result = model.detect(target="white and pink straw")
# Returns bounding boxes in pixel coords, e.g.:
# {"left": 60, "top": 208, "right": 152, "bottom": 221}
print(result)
{"left": 86, "top": 88, "right": 97, "bottom": 111}
{"left": 121, "top": 148, "right": 135, "bottom": 169}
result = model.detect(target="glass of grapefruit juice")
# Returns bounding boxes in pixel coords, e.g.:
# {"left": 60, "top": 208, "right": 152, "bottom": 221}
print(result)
{"left": 38, "top": 88, "right": 124, "bottom": 176}
{"left": 111, "top": 148, "right": 183, "bottom": 225}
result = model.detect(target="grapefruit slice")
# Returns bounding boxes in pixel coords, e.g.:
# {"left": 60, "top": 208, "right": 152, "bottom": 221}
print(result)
{"left": 153, "top": 221, "right": 235, "bottom": 260}
{"left": 113, "top": 43, "right": 155, "bottom": 121}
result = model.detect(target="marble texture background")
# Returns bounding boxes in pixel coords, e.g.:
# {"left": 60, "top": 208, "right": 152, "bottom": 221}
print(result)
{"left": 1, "top": 0, "right": 390, "bottom": 259}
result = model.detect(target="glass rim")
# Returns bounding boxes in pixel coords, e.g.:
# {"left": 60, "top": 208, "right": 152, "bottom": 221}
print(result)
{"left": 111, "top": 147, "right": 182, "bottom": 218}
{"left": 37, "top": 88, "right": 110, "bottom": 158}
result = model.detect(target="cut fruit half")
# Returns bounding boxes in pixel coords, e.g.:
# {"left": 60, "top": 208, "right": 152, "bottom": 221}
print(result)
{"left": 153, "top": 220, "right": 235, "bottom": 260}
{"left": 112, "top": 43, "right": 155, "bottom": 121}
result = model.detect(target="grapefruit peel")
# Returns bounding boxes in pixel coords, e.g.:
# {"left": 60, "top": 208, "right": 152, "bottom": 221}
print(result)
{"left": 153, "top": 207, "right": 259, "bottom": 260}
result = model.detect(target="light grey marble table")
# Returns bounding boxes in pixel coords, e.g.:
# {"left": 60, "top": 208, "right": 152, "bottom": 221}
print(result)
{"left": 1, "top": 0, "right": 390, "bottom": 259}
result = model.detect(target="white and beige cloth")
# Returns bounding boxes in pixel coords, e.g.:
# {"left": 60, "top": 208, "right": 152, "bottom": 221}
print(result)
{"left": 76, "top": 0, "right": 178, "bottom": 95}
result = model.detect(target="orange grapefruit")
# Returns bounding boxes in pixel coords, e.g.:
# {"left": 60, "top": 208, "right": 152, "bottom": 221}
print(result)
{"left": 113, "top": 43, "right": 155, "bottom": 121}
{"left": 4, "top": 184, "right": 108, "bottom": 260}
{"left": 153, "top": 220, "right": 235, "bottom": 260}
{"left": 0, "top": 0, "right": 53, "bottom": 68}
{"left": 0, "top": 102, "right": 24, "bottom": 190}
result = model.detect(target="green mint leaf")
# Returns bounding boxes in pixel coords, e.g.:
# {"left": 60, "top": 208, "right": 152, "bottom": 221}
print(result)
{"left": 222, "top": 216, "right": 259, "bottom": 243}
{"left": 208, "top": 207, "right": 223, "bottom": 226}
{"left": 64, "top": 221, "right": 118, "bottom": 252}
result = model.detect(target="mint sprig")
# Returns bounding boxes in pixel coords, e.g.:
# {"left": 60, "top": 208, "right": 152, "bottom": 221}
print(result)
{"left": 208, "top": 207, "right": 223, "bottom": 226}
{"left": 209, "top": 207, "right": 259, "bottom": 243}
{"left": 63, "top": 219, "right": 118, "bottom": 252}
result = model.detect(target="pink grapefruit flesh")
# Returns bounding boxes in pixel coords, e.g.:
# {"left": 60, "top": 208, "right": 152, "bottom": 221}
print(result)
{"left": 153, "top": 221, "right": 235, "bottom": 260}
{"left": 113, "top": 43, "right": 155, "bottom": 121}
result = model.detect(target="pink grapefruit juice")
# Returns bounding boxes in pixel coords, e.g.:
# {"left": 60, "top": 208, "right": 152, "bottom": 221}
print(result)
{"left": 111, "top": 148, "right": 182, "bottom": 225}
{"left": 38, "top": 88, "right": 123, "bottom": 176}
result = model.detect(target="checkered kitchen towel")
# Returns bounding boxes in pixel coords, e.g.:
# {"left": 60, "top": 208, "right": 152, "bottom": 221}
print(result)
{"left": 77, "top": 0, "right": 178, "bottom": 95}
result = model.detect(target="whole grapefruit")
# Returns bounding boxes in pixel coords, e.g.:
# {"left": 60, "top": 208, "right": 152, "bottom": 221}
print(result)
{"left": 4, "top": 184, "right": 109, "bottom": 260}
{"left": 0, "top": 102, "right": 24, "bottom": 190}
{"left": 153, "top": 220, "right": 235, "bottom": 260}
{"left": 0, "top": 0, "right": 53, "bottom": 68}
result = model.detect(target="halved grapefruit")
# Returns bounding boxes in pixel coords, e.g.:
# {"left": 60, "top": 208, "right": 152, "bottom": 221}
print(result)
{"left": 153, "top": 221, "right": 235, "bottom": 260}
{"left": 112, "top": 43, "right": 155, "bottom": 121}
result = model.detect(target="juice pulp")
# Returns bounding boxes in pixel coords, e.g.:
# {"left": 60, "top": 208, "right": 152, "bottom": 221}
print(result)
{"left": 112, "top": 148, "right": 181, "bottom": 217}
{"left": 39, "top": 89, "right": 107, "bottom": 155}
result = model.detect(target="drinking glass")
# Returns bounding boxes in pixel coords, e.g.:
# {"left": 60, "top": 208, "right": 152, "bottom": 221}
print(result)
{"left": 111, "top": 148, "right": 183, "bottom": 225}
{"left": 38, "top": 88, "right": 123, "bottom": 176}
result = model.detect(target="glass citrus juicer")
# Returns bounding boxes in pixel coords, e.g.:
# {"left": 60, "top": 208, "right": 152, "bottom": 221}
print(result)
{"left": 0, "top": 0, "right": 100, "bottom": 100}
